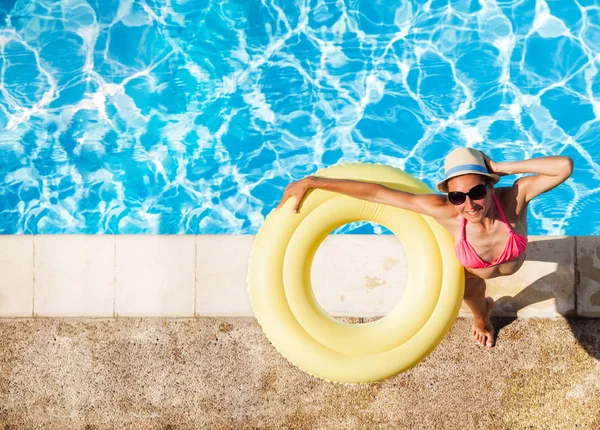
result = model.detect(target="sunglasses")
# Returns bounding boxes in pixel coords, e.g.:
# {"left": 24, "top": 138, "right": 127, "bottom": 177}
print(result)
{"left": 447, "top": 183, "right": 489, "bottom": 205}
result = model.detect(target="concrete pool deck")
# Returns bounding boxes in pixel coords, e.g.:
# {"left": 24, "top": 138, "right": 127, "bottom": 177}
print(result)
{"left": 0, "top": 234, "right": 599, "bottom": 427}
{"left": 0, "top": 316, "right": 599, "bottom": 428}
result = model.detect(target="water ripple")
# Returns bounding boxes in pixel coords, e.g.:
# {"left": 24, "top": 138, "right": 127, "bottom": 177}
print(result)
{"left": 0, "top": 0, "right": 598, "bottom": 235}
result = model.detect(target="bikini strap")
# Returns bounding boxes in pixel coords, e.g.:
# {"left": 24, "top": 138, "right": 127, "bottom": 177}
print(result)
{"left": 492, "top": 193, "right": 512, "bottom": 232}
{"left": 461, "top": 194, "right": 510, "bottom": 240}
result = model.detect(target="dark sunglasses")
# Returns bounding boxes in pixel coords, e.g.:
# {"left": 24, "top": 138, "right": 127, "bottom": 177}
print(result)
{"left": 447, "top": 183, "right": 489, "bottom": 205}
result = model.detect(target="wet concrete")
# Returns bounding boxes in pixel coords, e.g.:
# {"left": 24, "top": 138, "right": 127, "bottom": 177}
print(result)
{"left": 0, "top": 317, "right": 599, "bottom": 429}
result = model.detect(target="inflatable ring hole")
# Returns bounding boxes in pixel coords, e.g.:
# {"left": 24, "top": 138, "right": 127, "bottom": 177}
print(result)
{"left": 311, "top": 222, "right": 409, "bottom": 325}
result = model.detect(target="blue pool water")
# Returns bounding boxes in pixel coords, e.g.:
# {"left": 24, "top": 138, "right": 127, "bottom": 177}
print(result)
{"left": 0, "top": 0, "right": 598, "bottom": 235}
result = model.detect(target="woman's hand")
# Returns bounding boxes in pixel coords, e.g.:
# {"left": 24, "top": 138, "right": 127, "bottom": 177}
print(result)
{"left": 481, "top": 151, "right": 506, "bottom": 176}
{"left": 276, "top": 176, "right": 318, "bottom": 213}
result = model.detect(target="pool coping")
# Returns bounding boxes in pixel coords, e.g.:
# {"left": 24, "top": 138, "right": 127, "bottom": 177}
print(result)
{"left": 0, "top": 234, "right": 598, "bottom": 318}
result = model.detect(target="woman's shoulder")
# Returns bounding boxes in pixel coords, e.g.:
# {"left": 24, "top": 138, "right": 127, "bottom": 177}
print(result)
{"left": 494, "top": 186, "right": 528, "bottom": 219}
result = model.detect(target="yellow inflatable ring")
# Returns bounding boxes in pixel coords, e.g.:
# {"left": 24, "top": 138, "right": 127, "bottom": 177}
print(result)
{"left": 247, "top": 163, "right": 464, "bottom": 384}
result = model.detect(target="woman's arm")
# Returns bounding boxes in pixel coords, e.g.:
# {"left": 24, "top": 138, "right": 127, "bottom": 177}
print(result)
{"left": 276, "top": 176, "right": 379, "bottom": 213}
{"left": 484, "top": 153, "right": 574, "bottom": 203}
{"left": 276, "top": 176, "right": 453, "bottom": 219}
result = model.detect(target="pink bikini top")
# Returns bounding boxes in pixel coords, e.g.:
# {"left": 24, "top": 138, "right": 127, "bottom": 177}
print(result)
{"left": 455, "top": 194, "right": 528, "bottom": 269}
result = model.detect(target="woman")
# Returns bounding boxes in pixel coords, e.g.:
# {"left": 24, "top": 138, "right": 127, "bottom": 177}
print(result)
{"left": 275, "top": 148, "right": 574, "bottom": 348}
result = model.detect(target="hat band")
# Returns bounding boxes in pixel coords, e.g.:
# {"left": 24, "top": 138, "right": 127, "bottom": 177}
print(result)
{"left": 445, "top": 163, "right": 488, "bottom": 178}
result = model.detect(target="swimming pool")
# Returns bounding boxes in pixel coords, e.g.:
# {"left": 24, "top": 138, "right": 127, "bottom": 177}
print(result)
{"left": 0, "top": 0, "right": 598, "bottom": 235}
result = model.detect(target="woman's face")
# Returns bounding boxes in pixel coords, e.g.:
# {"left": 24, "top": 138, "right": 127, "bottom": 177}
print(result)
{"left": 446, "top": 174, "right": 491, "bottom": 223}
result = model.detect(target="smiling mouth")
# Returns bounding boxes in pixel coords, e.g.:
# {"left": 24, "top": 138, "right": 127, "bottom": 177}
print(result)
{"left": 465, "top": 208, "right": 481, "bottom": 216}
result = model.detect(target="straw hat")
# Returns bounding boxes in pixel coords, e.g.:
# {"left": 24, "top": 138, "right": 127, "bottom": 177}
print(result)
{"left": 436, "top": 148, "right": 500, "bottom": 193}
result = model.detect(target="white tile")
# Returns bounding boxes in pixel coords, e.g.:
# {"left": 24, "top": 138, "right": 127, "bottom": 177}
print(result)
{"left": 198, "top": 235, "right": 408, "bottom": 318}
{"left": 312, "top": 235, "right": 408, "bottom": 317}
{"left": 577, "top": 236, "right": 600, "bottom": 317}
{"left": 0, "top": 235, "right": 33, "bottom": 316}
{"left": 34, "top": 235, "right": 114, "bottom": 317}
{"left": 196, "top": 235, "right": 254, "bottom": 316}
{"left": 115, "top": 235, "right": 195, "bottom": 317}
{"left": 0, "top": 233, "right": 574, "bottom": 318}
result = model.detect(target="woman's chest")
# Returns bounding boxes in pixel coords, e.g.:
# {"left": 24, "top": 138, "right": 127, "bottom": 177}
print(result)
{"left": 444, "top": 215, "right": 528, "bottom": 262}
{"left": 464, "top": 224, "right": 511, "bottom": 261}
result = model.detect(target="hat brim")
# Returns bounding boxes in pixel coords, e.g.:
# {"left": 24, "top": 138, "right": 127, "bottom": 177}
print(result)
{"left": 436, "top": 171, "right": 500, "bottom": 193}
